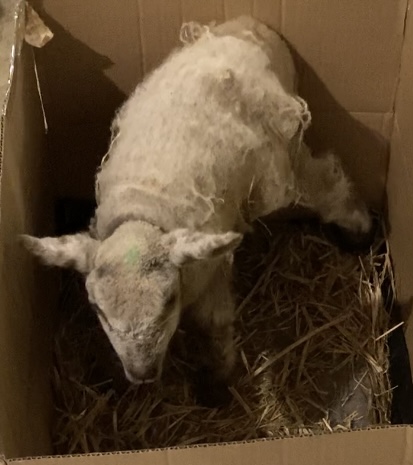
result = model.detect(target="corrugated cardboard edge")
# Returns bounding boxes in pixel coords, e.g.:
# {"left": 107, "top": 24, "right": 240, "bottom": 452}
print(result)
{"left": 5, "top": 425, "right": 413, "bottom": 462}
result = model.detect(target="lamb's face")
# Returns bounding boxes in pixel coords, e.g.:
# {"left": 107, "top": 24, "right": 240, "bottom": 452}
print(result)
{"left": 21, "top": 222, "right": 242, "bottom": 385}
{"left": 85, "top": 224, "right": 181, "bottom": 384}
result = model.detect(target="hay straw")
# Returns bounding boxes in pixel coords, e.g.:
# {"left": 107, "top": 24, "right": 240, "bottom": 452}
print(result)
{"left": 52, "top": 219, "right": 393, "bottom": 453}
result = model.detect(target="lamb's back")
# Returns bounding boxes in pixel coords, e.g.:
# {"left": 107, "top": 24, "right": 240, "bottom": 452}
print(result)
{"left": 95, "top": 32, "right": 301, "bottom": 236}
{"left": 98, "top": 36, "right": 284, "bottom": 201}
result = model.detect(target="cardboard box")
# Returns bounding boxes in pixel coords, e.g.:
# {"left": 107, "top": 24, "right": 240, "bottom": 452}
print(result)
{"left": 1, "top": 0, "right": 413, "bottom": 462}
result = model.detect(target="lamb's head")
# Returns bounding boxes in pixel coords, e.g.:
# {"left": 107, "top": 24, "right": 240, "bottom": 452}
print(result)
{"left": 21, "top": 222, "right": 242, "bottom": 384}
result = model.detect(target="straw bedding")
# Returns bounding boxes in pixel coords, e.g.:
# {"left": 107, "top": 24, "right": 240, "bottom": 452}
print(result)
{"left": 52, "top": 217, "right": 394, "bottom": 454}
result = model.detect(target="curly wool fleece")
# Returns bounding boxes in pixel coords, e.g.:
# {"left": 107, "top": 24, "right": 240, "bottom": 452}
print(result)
{"left": 95, "top": 18, "right": 310, "bottom": 240}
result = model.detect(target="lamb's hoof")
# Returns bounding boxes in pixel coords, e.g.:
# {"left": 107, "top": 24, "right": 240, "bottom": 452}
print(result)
{"left": 195, "top": 368, "right": 232, "bottom": 408}
{"left": 322, "top": 214, "right": 379, "bottom": 254}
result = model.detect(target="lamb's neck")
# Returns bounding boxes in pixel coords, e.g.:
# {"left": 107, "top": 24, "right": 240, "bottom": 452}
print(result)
{"left": 95, "top": 185, "right": 222, "bottom": 240}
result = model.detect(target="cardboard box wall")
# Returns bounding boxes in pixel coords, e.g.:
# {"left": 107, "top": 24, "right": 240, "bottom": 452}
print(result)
{"left": 1, "top": 0, "right": 413, "bottom": 462}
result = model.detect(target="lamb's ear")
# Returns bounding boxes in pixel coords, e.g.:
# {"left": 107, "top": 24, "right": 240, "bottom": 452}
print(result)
{"left": 19, "top": 233, "right": 99, "bottom": 274}
{"left": 165, "top": 229, "right": 243, "bottom": 266}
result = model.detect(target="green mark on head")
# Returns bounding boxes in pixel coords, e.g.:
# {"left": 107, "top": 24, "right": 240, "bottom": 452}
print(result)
{"left": 125, "top": 246, "right": 141, "bottom": 266}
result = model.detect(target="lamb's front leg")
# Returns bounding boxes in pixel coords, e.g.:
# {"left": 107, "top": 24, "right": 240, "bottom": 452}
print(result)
{"left": 186, "top": 263, "right": 237, "bottom": 407}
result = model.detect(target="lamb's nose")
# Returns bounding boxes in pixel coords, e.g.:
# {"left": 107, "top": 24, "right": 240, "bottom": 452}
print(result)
{"left": 124, "top": 366, "right": 158, "bottom": 385}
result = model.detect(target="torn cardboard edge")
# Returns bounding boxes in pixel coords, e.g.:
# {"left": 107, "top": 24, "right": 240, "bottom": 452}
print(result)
{"left": 24, "top": 2, "right": 53, "bottom": 48}
{"left": 1, "top": 1, "right": 52, "bottom": 119}
{"left": 0, "top": 0, "right": 24, "bottom": 118}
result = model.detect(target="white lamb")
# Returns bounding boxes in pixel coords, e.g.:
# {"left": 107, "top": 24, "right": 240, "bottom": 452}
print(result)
{"left": 22, "top": 16, "right": 374, "bottom": 406}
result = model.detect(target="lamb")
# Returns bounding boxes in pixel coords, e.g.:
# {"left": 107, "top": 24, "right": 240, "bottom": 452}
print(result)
{"left": 21, "top": 16, "right": 375, "bottom": 406}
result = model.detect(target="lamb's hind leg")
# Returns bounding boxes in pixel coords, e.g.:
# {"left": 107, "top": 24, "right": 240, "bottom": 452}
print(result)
{"left": 294, "top": 145, "right": 377, "bottom": 253}
{"left": 185, "top": 262, "right": 236, "bottom": 408}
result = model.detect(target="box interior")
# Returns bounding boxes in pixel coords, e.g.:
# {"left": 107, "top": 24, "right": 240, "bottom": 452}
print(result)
{"left": 1, "top": 0, "right": 413, "bottom": 461}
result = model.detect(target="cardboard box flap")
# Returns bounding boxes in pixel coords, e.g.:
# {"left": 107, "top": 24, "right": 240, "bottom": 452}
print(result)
{"left": 0, "top": 3, "right": 56, "bottom": 458}
{"left": 0, "top": 0, "right": 25, "bottom": 203}
{"left": 0, "top": 1, "right": 24, "bottom": 118}
{"left": 9, "top": 427, "right": 413, "bottom": 465}
{"left": 388, "top": 0, "right": 413, "bottom": 372}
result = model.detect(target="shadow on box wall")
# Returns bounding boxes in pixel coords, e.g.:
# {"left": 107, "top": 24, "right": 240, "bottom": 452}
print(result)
{"left": 33, "top": 2, "right": 128, "bottom": 200}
